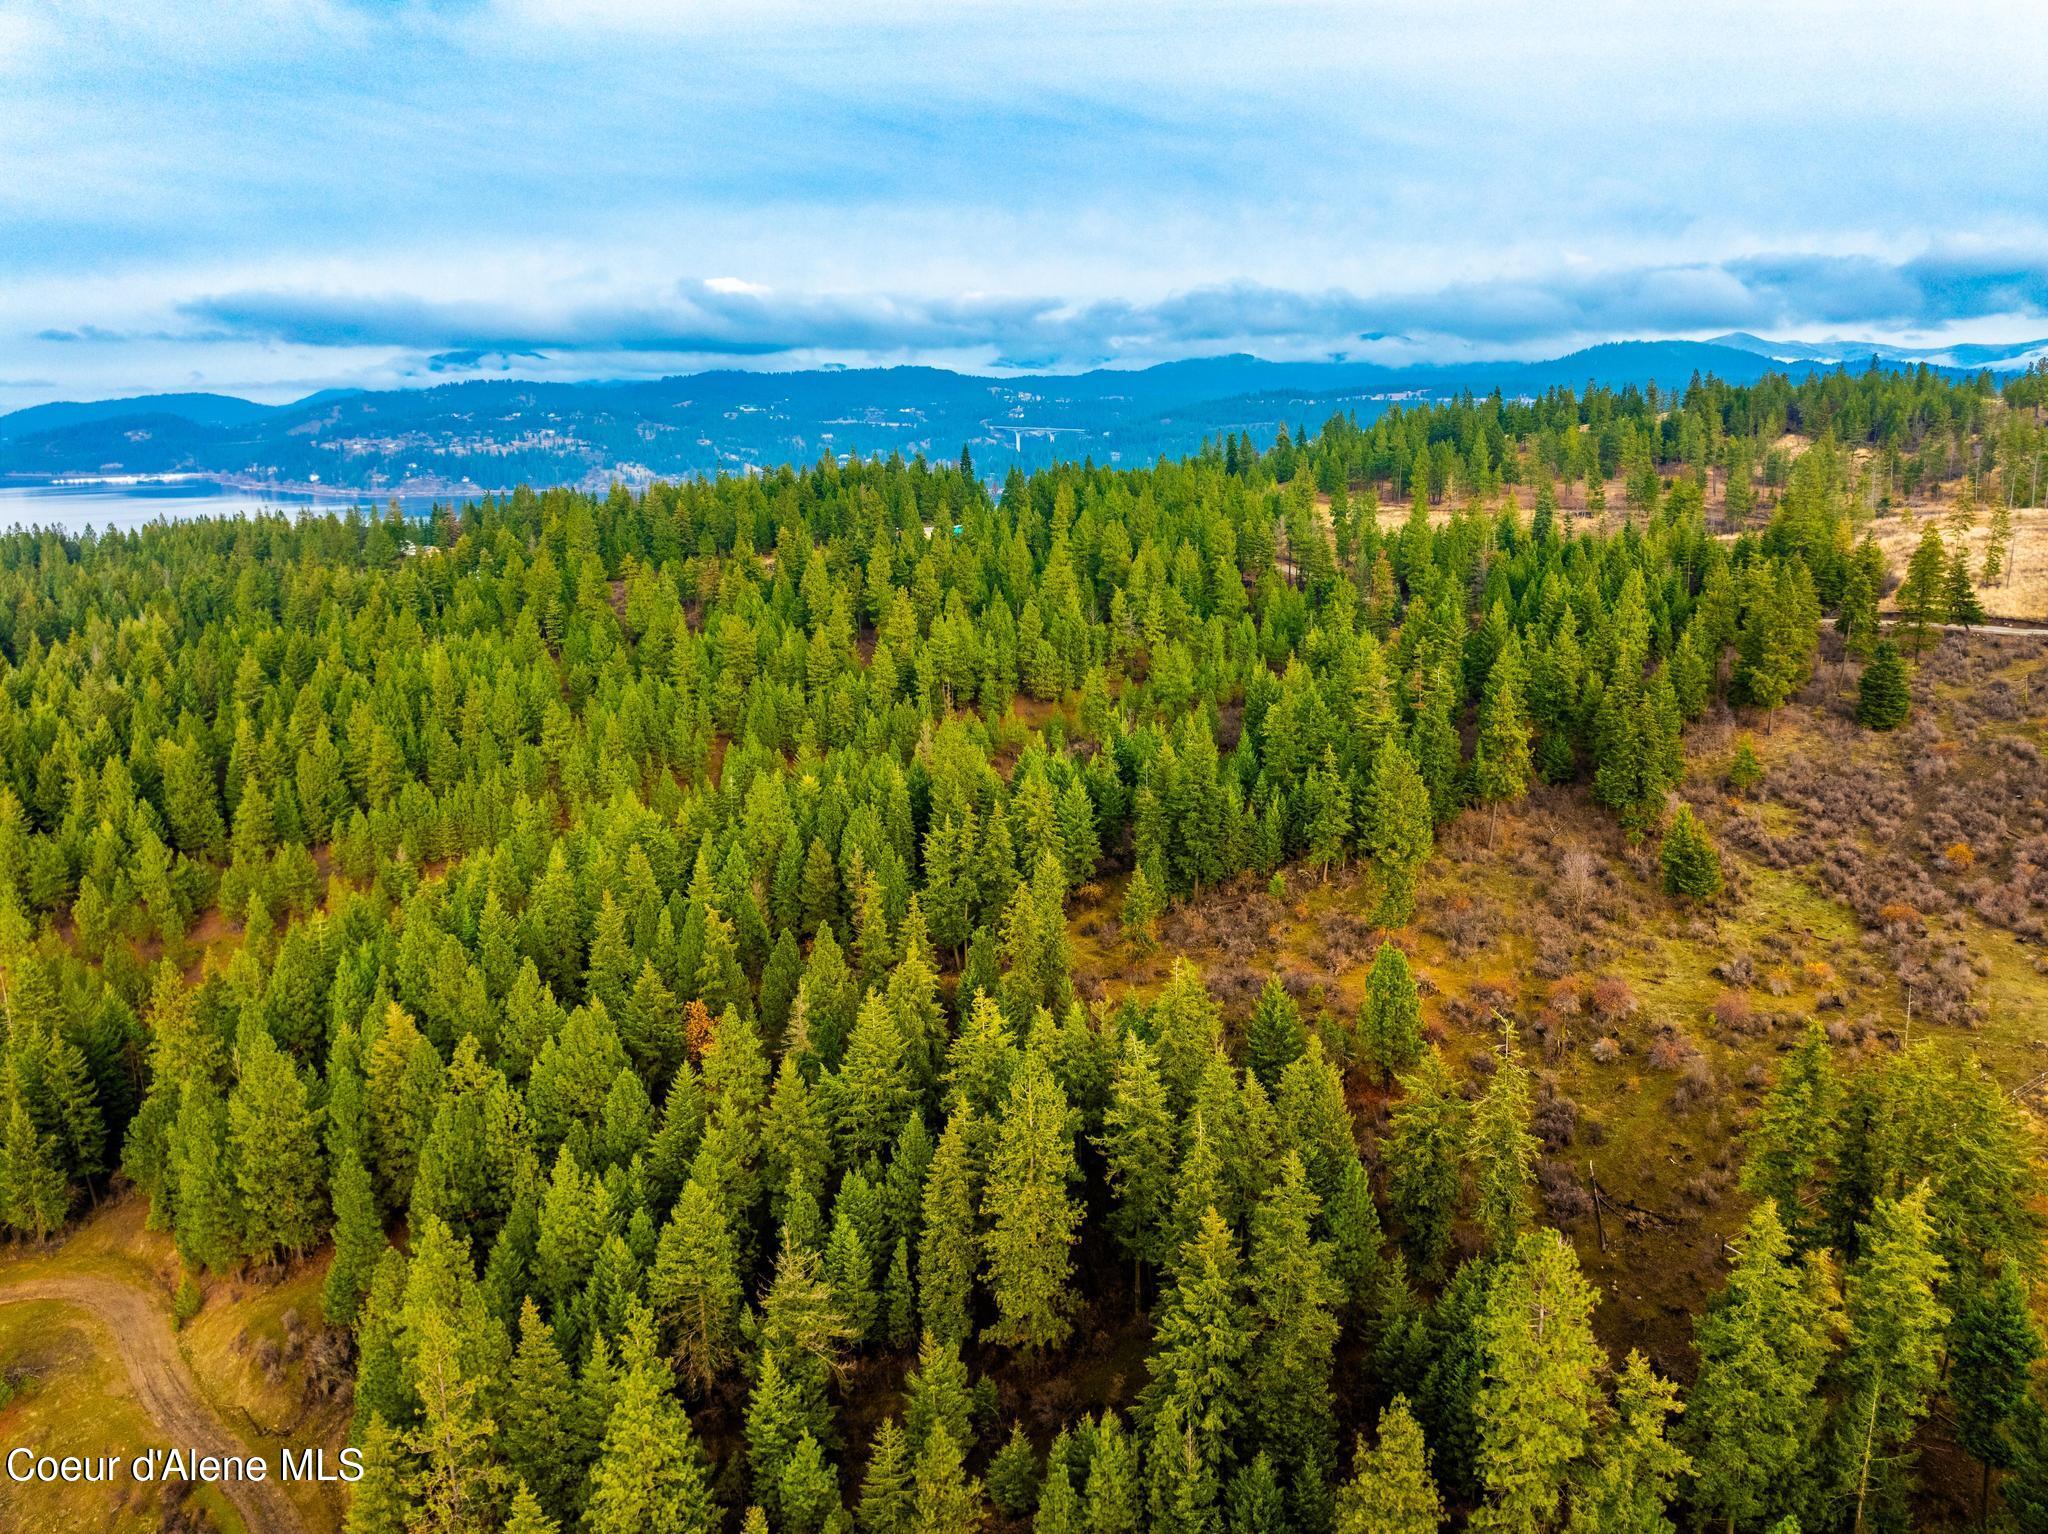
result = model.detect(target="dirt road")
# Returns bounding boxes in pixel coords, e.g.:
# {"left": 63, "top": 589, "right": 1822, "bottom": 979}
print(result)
{"left": 1876, "top": 618, "right": 2048, "bottom": 639}
{"left": 0, "top": 1275, "right": 306, "bottom": 1534}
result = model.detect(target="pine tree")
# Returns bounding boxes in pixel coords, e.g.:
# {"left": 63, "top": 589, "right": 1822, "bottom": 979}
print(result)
{"left": 1951, "top": 1264, "right": 2040, "bottom": 1527}
{"left": 1856, "top": 640, "right": 1911, "bottom": 730}
{"left": 646, "top": 1064, "right": 707, "bottom": 1212}
{"left": 1739, "top": 1022, "right": 1840, "bottom": 1247}
{"left": 2006, "top": 1397, "right": 2048, "bottom": 1531}
{"left": 942, "top": 990, "right": 1018, "bottom": 1125}
{"left": 503, "top": 1299, "right": 581, "bottom": 1526}
{"left": 505, "top": 1485, "right": 562, "bottom": 1534}
{"left": 757, "top": 1234, "right": 855, "bottom": 1446}
{"left": 1685, "top": 1202, "right": 1840, "bottom": 1531}
{"left": 1985, "top": 498, "right": 2014, "bottom": 585}
{"left": 169, "top": 1081, "right": 240, "bottom": 1272}
{"left": 1142, "top": 1207, "right": 1251, "bottom": 1491}
{"left": 344, "top": 1413, "right": 412, "bottom": 1534}
{"left": 826, "top": 1204, "right": 879, "bottom": 1344}
{"left": 403, "top": 1305, "right": 509, "bottom": 1534}
{"left": 1244, "top": 978, "right": 1307, "bottom": 1091}
{"left": 903, "top": 1331, "right": 974, "bottom": 1460}
{"left": 1245, "top": 1153, "right": 1342, "bottom": 1522}
{"left": 1150, "top": 959, "right": 1225, "bottom": 1116}
{"left": 1896, "top": 526, "right": 1947, "bottom": 654}
{"left": 1056, "top": 777, "right": 1102, "bottom": 889}
{"left": 747, "top": 1349, "right": 810, "bottom": 1518}
{"left": 1360, "top": 941, "right": 1423, "bottom": 1085}
{"left": 989, "top": 1422, "right": 1043, "bottom": 1516}
{"left": 1726, "top": 737, "right": 1763, "bottom": 795}
{"left": 1334, "top": 1397, "right": 1443, "bottom": 1534}
{"left": 1121, "top": 864, "right": 1165, "bottom": 953}
{"left": 1303, "top": 748, "right": 1353, "bottom": 882}
{"left": 884, "top": 1235, "right": 918, "bottom": 1348}
{"left": 229, "top": 1021, "right": 326, "bottom": 1261}
{"left": 1099, "top": 1031, "right": 1178, "bottom": 1281}
{"left": 1471, "top": 1230, "right": 1605, "bottom": 1534}
{"left": 1658, "top": 804, "right": 1723, "bottom": 902}
{"left": 585, "top": 1304, "right": 716, "bottom": 1534}
{"left": 648, "top": 1178, "right": 743, "bottom": 1395}
{"left": 1468, "top": 1031, "right": 1537, "bottom": 1256}
{"left": 918, "top": 1112, "right": 980, "bottom": 1346}
{"left": 1409, "top": 669, "right": 1463, "bottom": 826}
{"left": 780, "top": 1433, "right": 846, "bottom": 1534}
{"left": 1085, "top": 1413, "right": 1141, "bottom": 1534}
{"left": 1363, "top": 737, "right": 1434, "bottom": 927}
{"left": 1838, "top": 564, "right": 1880, "bottom": 662}
{"left": 801, "top": 836, "right": 841, "bottom": 938}
{"left": 622, "top": 960, "right": 684, "bottom": 1089}
{"left": 1386, "top": 1048, "right": 1466, "bottom": 1277}
{"left": 324, "top": 1147, "right": 384, "bottom": 1328}
{"left": 1036, "top": 1427, "right": 1080, "bottom": 1534}
{"left": 1944, "top": 546, "right": 1987, "bottom": 629}
{"left": 1564, "top": 1351, "right": 1689, "bottom": 1534}
{"left": 1225, "top": 1451, "right": 1284, "bottom": 1534}
{"left": 0, "top": 1057, "right": 68, "bottom": 1240}
{"left": 41, "top": 1033, "right": 103, "bottom": 1188}
{"left": 1833, "top": 1185, "right": 1949, "bottom": 1533}
{"left": 366, "top": 1003, "right": 442, "bottom": 1213}
{"left": 860, "top": 1417, "right": 916, "bottom": 1534}
{"left": 853, "top": 871, "right": 898, "bottom": 985}
{"left": 534, "top": 1146, "right": 607, "bottom": 1311}
{"left": 764, "top": 1053, "right": 832, "bottom": 1230}
{"left": 1324, "top": 1151, "right": 1387, "bottom": 1307}
{"left": 911, "top": 1423, "right": 985, "bottom": 1534}
{"left": 1000, "top": 852, "right": 1075, "bottom": 1021}
{"left": 981, "top": 1046, "right": 1081, "bottom": 1353}
{"left": 1473, "top": 633, "right": 1532, "bottom": 843}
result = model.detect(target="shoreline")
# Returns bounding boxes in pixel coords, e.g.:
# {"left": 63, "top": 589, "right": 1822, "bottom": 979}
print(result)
{"left": 0, "top": 470, "right": 478, "bottom": 505}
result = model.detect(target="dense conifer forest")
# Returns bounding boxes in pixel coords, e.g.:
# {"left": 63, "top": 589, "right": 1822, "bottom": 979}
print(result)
{"left": 1, "top": 362, "right": 2046, "bottom": 1534}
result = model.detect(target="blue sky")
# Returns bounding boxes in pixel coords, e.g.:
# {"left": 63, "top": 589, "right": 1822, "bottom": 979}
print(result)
{"left": 3, "top": 0, "right": 2047, "bottom": 410}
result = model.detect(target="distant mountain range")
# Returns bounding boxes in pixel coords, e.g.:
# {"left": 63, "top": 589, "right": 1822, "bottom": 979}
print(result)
{"left": 1705, "top": 333, "right": 2048, "bottom": 369}
{"left": 2, "top": 337, "right": 2036, "bottom": 495}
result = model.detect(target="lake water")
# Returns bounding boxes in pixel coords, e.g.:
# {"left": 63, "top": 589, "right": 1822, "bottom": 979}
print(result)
{"left": 0, "top": 479, "right": 443, "bottom": 534}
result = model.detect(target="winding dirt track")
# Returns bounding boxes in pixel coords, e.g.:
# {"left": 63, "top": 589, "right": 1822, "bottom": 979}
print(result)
{"left": 0, "top": 1275, "right": 306, "bottom": 1534}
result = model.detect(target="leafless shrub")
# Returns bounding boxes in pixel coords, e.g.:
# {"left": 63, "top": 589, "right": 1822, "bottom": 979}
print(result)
{"left": 1647, "top": 1033, "right": 1694, "bottom": 1072}
{"left": 1209, "top": 966, "right": 1263, "bottom": 1011}
{"left": 304, "top": 1328, "right": 355, "bottom": 1403}
{"left": 1430, "top": 896, "right": 1499, "bottom": 958}
{"left": 1534, "top": 1007, "right": 1575, "bottom": 1062}
{"left": 1672, "top": 1056, "right": 1719, "bottom": 1112}
{"left": 1537, "top": 1159, "right": 1593, "bottom": 1222}
{"left": 1680, "top": 1169, "right": 1731, "bottom": 1209}
{"left": 1532, "top": 1078, "right": 1578, "bottom": 1150}
{"left": 1711, "top": 989, "right": 1760, "bottom": 1034}
{"left": 1531, "top": 919, "right": 1578, "bottom": 980}
{"left": 1555, "top": 848, "right": 1602, "bottom": 922}
{"left": 1590, "top": 1035, "right": 1621, "bottom": 1064}
{"left": 1589, "top": 976, "right": 1637, "bottom": 1021}
{"left": 1712, "top": 952, "right": 1756, "bottom": 987}
{"left": 1469, "top": 980, "right": 1516, "bottom": 1017}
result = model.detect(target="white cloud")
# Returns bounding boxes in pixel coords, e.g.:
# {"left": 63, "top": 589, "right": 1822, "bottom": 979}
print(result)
{"left": 3, "top": 0, "right": 2047, "bottom": 407}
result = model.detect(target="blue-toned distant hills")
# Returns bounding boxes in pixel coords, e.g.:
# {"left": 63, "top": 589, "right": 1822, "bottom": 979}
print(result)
{"left": 4, "top": 337, "right": 2039, "bottom": 495}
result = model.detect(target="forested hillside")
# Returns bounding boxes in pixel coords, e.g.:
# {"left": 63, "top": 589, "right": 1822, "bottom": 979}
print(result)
{"left": 0, "top": 362, "right": 2045, "bottom": 1534}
